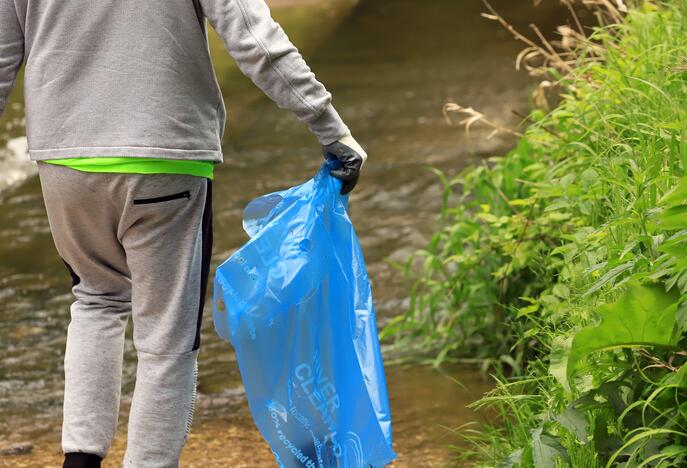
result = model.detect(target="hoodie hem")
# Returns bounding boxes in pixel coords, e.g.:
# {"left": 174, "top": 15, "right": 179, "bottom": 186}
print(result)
{"left": 29, "top": 146, "right": 224, "bottom": 163}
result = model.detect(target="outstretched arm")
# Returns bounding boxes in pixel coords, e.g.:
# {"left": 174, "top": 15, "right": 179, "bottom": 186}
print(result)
{"left": 198, "top": 0, "right": 348, "bottom": 145}
{"left": 200, "top": 0, "right": 368, "bottom": 193}
{"left": 0, "top": 0, "right": 24, "bottom": 117}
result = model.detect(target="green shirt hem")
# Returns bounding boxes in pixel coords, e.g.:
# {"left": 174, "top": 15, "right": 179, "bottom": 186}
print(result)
{"left": 42, "top": 157, "right": 214, "bottom": 179}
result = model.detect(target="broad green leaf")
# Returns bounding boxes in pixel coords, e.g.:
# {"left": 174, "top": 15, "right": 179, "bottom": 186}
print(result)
{"left": 659, "top": 206, "right": 687, "bottom": 231}
{"left": 555, "top": 404, "right": 589, "bottom": 443}
{"left": 496, "top": 448, "right": 523, "bottom": 468}
{"left": 580, "top": 168, "right": 599, "bottom": 188}
{"left": 553, "top": 284, "right": 570, "bottom": 299}
{"left": 567, "top": 282, "right": 680, "bottom": 380}
{"left": 517, "top": 304, "right": 539, "bottom": 318}
{"left": 678, "top": 304, "right": 687, "bottom": 335}
{"left": 596, "top": 380, "right": 632, "bottom": 416}
{"left": 659, "top": 177, "right": 687, "bottom": 207}
{"left": 593, "top": 412, "right": 623, "bottom": 457}
{"left": 531, "top": 427, "right": 569, "bottom": 468}
{"left": 549, "top": 335, "right": 573, "bottom": 392}
{"left": 658, "top": 178, "right": 687, "bottom": 230}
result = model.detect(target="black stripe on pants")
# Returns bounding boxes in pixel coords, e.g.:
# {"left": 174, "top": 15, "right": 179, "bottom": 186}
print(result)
{"left": 192, "top": 179, "right": 213, "bottom": 352}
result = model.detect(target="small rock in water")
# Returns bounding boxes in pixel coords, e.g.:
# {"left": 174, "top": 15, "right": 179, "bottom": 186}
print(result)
{"left": 0, "top": 442, "right": 33, "bottom": 456}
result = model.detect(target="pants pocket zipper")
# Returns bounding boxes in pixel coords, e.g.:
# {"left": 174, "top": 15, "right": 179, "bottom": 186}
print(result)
{"left": 133, "top": 190, "right": 191, "bottom": 205}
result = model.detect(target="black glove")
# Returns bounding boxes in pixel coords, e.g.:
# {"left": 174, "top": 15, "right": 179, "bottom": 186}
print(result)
{"left": 322, "top": 134, "right": 367, "bottom": 195}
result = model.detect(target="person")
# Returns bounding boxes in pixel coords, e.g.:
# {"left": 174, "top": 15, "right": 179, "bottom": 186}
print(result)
{"left": 0, "top": 0, "right": 367, "bottom": 466}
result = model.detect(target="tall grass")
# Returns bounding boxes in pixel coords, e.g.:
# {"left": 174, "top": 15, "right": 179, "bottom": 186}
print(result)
{"left": 384, "top": 1, "right": 687, "bottom": 465}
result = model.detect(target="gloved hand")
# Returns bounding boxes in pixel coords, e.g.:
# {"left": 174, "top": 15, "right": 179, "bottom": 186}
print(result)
{"left": 322, "top": 132, "right": 368, "bottom": 195}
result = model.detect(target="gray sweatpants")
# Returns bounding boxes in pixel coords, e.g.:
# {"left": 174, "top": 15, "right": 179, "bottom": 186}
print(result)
{"left": 37, "top": 162, "right": 213, "bottom": 467}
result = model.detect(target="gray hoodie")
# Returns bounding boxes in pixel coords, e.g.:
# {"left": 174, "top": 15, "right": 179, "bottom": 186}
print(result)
{"left": 0, "top": 0, "right": 349, "bottom": 162}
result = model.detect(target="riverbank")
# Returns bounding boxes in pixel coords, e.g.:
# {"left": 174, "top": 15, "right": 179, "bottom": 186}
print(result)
{"left": 0, "top": 365, "right": 492, "bottom": 467}
{"left": 1, "top": 419, "right": 449, "bottom": 468}
{"left": 386, "top": 1, "right": 687, "bottom": 466}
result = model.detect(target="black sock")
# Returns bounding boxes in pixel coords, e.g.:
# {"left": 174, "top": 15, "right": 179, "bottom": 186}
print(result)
{"left": 63, "top": 452, "right": 102, "bottom": 468}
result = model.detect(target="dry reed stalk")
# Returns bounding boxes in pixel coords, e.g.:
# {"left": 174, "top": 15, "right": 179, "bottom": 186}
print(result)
{"left": 442, "top": 103, "right": 524, "bottom": 139}
{"left": 444, "top": 0, "right": 630, "bottom": 139}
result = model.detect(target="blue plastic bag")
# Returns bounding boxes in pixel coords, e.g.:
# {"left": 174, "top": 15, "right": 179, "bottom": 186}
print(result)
{"left": 213, "top": 163, "right": 397, "bottom": 468}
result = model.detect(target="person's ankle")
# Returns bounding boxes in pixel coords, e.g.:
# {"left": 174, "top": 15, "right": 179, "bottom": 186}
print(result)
{"left": 63, "top": 452, "right": 103, "bottom": 468}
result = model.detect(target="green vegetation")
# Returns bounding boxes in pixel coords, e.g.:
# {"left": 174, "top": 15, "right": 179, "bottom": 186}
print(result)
{"left": 384, "top": 1, "right": 687, "bottom": 466}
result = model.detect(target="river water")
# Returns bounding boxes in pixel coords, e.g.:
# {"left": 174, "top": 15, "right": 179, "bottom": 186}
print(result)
{"left": 0, "top": 0, "right": 574, "bottom": 466}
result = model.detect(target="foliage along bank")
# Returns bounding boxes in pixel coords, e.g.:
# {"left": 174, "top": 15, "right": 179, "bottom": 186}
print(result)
{"left": 384, "top": 1, "right": 687, "bottom": 466}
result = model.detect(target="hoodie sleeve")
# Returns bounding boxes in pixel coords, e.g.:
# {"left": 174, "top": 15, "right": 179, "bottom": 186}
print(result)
{"left": 198, "top": 0, "right": 349, "bottom": 145}
{"left": 0, "top": 0, "right": 24, "bottom": 117}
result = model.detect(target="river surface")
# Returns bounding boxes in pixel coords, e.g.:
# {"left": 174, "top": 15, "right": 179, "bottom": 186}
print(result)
{"left": 0, "top": 0, "right": 574, "bottom": 466}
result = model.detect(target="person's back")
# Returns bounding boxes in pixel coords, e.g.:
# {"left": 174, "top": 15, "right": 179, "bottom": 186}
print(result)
{"left": 19, "top": 0, "right": 226, "bottom": 160}
{"left": 8, "top": 0, "right": 349, "bottom": 161}
{"left": 0, "top": 1, "right": 367, "bottom": 466}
